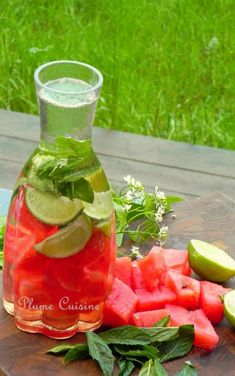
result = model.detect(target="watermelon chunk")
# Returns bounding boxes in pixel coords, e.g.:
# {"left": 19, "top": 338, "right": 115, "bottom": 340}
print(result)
{"left": 138, "top": 247, "right": 164, "bottom": 291}
{"left": 161, "top": 248, "right": 191, "bottom": 277}
{"left": 131, "top": 261, "right": 145, "bottom": 290}
{"left": 136, "top": 286, "right": 177, "bottom": 311}
{"left": 164, "top": 270, "right": 200, "bottom": 309}
{"left": 199, "top": 281, "right": 231, "bottom": 325}
{"left": 103, "top": 278, "right": 138, "bottom": 327}
{"left": 166, "top": 304, "right": 219, "bottom": 351}
{"left": 133, "top": 309, "right": 170, "bottom": 327}
{"left": 114, "top": 257, "right": 132, "bottom": 287}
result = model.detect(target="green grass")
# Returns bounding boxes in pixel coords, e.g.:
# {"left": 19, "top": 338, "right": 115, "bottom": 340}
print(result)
{"left": 0, "top": 0, "right": 235, "bottom": 149}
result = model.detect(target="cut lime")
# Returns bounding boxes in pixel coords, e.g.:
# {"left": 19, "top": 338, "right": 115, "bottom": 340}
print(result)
{"left": 96, "top": 218, "right": 113, "bottom": 237}
{"left": 85, "top": 166, "right": 110, "bottom": 192}
{"left": 224, "top": 290, "right": 235, "bottom": 328}
{"left": 187, "top": 239, "right": 235, "bottom": 282}
{"left": 82, "top": 191, "right": 113, "bottom": 220}
{"left": 34, "top": 214, "right": 92, "bottom": 258}
{"left": 25, "top": 187, "right": 83, "bottom": 225}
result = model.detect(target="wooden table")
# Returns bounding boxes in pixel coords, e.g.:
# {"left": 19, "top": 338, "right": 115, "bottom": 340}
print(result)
{"left": 0, "top": 109, "right": 235, "bottom": 200}
{"left": 0, "top": 110, "right": 235, "bottom": 375}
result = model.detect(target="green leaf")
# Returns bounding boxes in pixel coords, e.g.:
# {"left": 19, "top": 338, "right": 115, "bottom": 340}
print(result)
{"left": 158, "top": 325, "right": 194, "bottom": 363}
{"left": 139, "top": 358, "right": 168, "bottom": 376}
{"left": 64, "top": 344, "right": 89, "bottom": 364}
{"left": 55, "top": 137, "right": 92, "bottom": 158}
{"left": 118, "top": 357, "right": 135, "bottom": 376}
{"left": 165, "top": 196, "right": 184, "bottom": 205}
{"left": 175, "top": 361, "right": 197, "bottom": 376}
{"left": 0, "top": 216, "right": 6, "bottom": 257}
{"left": 142, "top": 326, "right": 179, "bottom": 342}
{"left": 98, "top": 326, "right": 151, "bottom": 345}
{"left": 114, "top": 344, "right": 159, "bottom": 360}
{"left": 153, "top": 316, "right": 170, "bottom": 327}
{"left": 87, "top": 331, "right": 115, "bottom": 376}
{"left": 46, "top": 344, "right": 75, "bottom": 355}
{"left": 153, "top": 359, "right": 168, "bottom": 376}
{"left": 63, "top": 178, "right": 94, "bottom": 203}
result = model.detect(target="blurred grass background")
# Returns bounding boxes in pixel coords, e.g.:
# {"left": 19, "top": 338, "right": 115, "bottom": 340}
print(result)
{"left": 0, "top": 0, "right": 234, "bottom": 149}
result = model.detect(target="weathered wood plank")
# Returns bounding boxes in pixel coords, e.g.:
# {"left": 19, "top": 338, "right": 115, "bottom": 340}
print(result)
{"left": 0, "top": 109, "right": 234, "bottom": 178}
{"left": 0, "top": 133, "right": 234, "bottom": 198}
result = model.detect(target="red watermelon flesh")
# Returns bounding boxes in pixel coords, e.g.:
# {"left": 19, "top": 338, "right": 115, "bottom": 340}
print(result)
{"left": 166, "top": 304, "right": 219, "bottom": 351}
{"left": 114, "top": 256, "right": 132, "bottom": 287}
{"left": 133, "top": 309, "right": 170, "bottom": 327}
{"left": 135, "top": 286, "right": 177, "bottom": 311}
{"left": 103, "top": 277, "right": 138, "bottom": 327}
{"left": 199, "top": 281, "right": 231, "bottom": 325}
{"left": 138, "top": 250, "right": 161, "bottom": 291}
{"left": 161, "top": 248, "right": 191, "bottom": 276}
{"left": 131, "top": 261, "right": 145, "bottom": 290}
{"left": 164, "top": 270, "right": 200, "bottom": 309}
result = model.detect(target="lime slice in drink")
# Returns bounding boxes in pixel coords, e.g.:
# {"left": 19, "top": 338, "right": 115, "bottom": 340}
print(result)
{"left": 85, "top": 166, "right": 110, "bottom": 192}
{"left": 25, "top": 187, "right": 83, "bottom": 225}
{"left": 82, "top": 191, "right": 113, "bottom": 220}
{"left": 224, "top": 290, "right": 235, "bottom": 328}
{"left": 96, "top": 218, "right": 113, "bottom": 237}
{"left": 34, "top": 214, "right": 92, "bottom": 258}
{"left": 187, "top": 239, "right": 235, "bottom": 282}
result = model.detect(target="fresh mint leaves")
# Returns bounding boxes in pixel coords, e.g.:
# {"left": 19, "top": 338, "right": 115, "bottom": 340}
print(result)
{"left": 87, "top": 331, "right": 115, "bottom": 376}
{"left": 48, "top": 322, "right": 196, "bottom": 376}
{"left": 176, "top": 361, "right": 197, "bottom": 376}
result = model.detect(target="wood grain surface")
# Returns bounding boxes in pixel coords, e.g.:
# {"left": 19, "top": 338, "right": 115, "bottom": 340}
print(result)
{"left": 0, "top": 192, "right": 235, "bottom": 376}
{"left": 1, "top": 109, "right": 235, "bottom": 199}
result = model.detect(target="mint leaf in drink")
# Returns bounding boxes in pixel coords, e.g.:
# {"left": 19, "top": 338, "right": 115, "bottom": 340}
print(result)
{"left": 114, "top": 344, "right": 159, "bottom": 359}
{"left": 158, "top": 325, "right": 194, "bottom": 363}
{"left": 139, "top": 358, "right": 168, "bottom": 376}
{"left": 47, "top": 344, "right": 75, "bottom": 355}
{"left": 54, "top": 137, "right": 92, "bottom": 158}
{"left": 176, "top": 361, "right": 197, "bottom": 376}
{"left": 64, "top": 344, "right": 89, "bottom": 364}
{"left": 118, "top": 357, "right": 135, "bottom": 376}
{"left": 98, "top": 325, "right": 151, "bottom": 345}
{"left": 153, "top": 316, "right": 170, "bottom": 327}
{"left": 87, "top": 331, "right": 114, "bottom": 376}
{"left": 62, "top": 178, "right": 94, "bottom": 203}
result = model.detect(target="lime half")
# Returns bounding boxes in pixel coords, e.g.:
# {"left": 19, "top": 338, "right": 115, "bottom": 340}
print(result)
{"left": 187, "top": 239, "right": 235, "bottom": 282}
{"left": 25, "top": 187, "right": 83, "bottom": 225}
{"left": 34, "top": 214, "right": 92, "bottom": 258}
{"left": 85, "top": 166, "right": 110, "bottom": 192}
{"left": 82, "top": 191, "right": 113, "bottom": 220}
{"left": 224, "top": 290, "right": 235, "bottom": 328}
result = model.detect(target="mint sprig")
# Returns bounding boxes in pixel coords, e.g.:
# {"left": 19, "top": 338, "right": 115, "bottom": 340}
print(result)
{"left": 47, "top": 321, "right": 197, "bottom": 375}
{"left": 113, "top": 176, "right": 183, "bottom": 248}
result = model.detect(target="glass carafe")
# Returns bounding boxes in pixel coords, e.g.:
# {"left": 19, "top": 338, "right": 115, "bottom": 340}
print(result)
{"left": 3, "top": 61, "right": 116, "bottom": 339}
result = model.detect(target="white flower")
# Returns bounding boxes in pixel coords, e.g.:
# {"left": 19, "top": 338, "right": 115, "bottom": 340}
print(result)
{"left": 155, "top": 186, "right": 166, "bottom": 200}
{"left": 159, "top": 225, "right": 168, "bottom": 242}
{"left": 124, "top": 204, "right": 132, "bottom": 211}
{"left": 130, "top": 245, "right": 142, "bottom": 260}
{"left": 154, "top": 205, "right": 165, "bottom": 223}
{"left": 124, "top": 175, "right": 132, "bottom": 184}
{"left": 125, "top": 190, "right": 133, "bottom": 201}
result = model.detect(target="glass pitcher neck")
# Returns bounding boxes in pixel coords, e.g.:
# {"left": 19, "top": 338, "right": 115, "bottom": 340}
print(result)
{"left": 34, "top": 61, "right": 103, "bottom": 145}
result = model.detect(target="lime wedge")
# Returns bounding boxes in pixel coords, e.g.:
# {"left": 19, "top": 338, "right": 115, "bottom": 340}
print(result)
{"left": 34, "top": 214, "right": 92, "bottom": 258}
{"left": 224, "top": 290, "right": 235, "bottom": 328}
{"left": 25, "top": 187, "right": 83, "bottom": 225}
{"left": 187, "top": 239, "right": 235, "bottom": 282}
{"left": 85, "top": 166, "right": 110, "bottom": 192}
{"left": 82, "top": 191, "right": 113, "bottom": 220}
{"left": 96, "top": 218, "right": 113, "bottom": 237}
